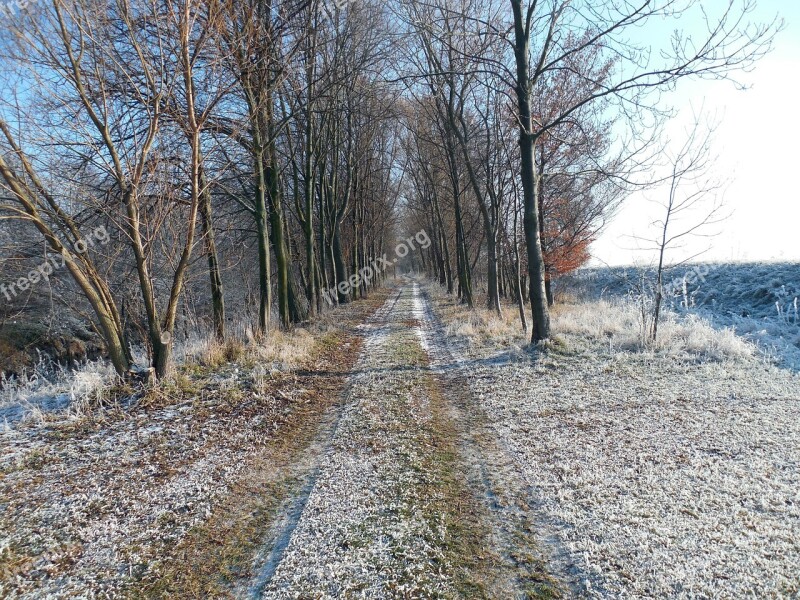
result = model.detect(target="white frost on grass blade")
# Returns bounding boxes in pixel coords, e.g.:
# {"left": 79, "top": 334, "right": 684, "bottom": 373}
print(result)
{"left": 0, "top": 399, "right": 256, "bottom": 597}
{"left": 475, "top": 362, "right": 800, "bottom": 597}
{"left": 570, "top": 263, "right": 800, "bottom": 370}
{"left": 553, "top": 298, "right": 755, "bottom": 361}
{"left": 0, "top": 359, "right": 117, "bottom": 426}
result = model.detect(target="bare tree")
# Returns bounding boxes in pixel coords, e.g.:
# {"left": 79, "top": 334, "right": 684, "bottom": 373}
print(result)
{"left": 644, "top": 116, "right": 726, "bottom": 342}
{"left": 1, "top": 0, "right": 178, "bottom": 377}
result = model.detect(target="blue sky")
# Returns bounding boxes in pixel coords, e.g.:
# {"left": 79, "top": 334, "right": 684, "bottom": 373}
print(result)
{"left": 592, "top": 0, "right": 800, "bottom": 266}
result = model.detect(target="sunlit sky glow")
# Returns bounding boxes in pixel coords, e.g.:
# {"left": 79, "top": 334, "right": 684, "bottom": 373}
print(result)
{"left": 591, "top": 0, "right": 800, "bottom": 266}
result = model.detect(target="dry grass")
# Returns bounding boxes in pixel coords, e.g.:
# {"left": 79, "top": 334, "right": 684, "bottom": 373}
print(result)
{"left": 552, "top": 297, "right": 755, "bottom": 361}
{"left": 193, "top": 337, "right": 247, "bottom": 368}
{"left": 180, "top": 323, "right": 321, "bottom": 376}
{"left": 251, "top": 328, "right": 316, "bottom": 371}
{"left": 425, "top": 279, "right": 756, "bottom": 363}
{"left": 425, "top": 285, "right": 527, "bottom": 350}
{"left": 445, "top": 309, "right": 523, "bottom": 344}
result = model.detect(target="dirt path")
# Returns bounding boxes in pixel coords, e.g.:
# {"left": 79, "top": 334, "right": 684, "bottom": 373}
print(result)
{"left": 0, "top": 282, "right": 560, "bottom": 598}
{"left": 255, "top": 280, "right": 557, "bottom": 599}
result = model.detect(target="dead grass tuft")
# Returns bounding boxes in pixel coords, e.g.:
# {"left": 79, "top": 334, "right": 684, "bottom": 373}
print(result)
{"left": 552, "top": 297, "right": 755, "bottom": 361}
{"left": 251, "top": 328, "right": 316, "bottom": 371}
{"left": 194, "top": 337, "right": 247, "bottom": 369}
{"left": 441, "top": 303, "right": 526, "bottom": 348}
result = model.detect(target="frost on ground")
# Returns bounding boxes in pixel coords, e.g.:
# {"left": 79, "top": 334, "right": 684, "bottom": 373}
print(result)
{"left": 0, "top": 359, "right": 117, "bottom": 427}
{"left": 1, "top": 378, "right": 268, "bottom": 597}
{"left": 571, "top": 263, "right": 800, "bottom": 370}
{"left": 0, "top": 296, "right": 383, "bottom": 598}
{"left": 427, "top": 280, "right": 800, "bottom": 598}
{"left": 4, "top": 274, "right": 798, "bottom": 598}
{"left": 261, "top": 286, "right": 491, "bottom": 598}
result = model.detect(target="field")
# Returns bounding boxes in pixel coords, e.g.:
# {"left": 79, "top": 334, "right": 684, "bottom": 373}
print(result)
{"left": 568, "top": 262, "right": 800, "bottom": 369}
{"left": 434, "top": 263, "right": 800, "bottom": 596}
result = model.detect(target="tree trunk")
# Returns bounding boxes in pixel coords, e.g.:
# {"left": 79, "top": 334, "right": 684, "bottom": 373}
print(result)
{"left": 545, "top": 273, "right": 554, "bottom": 307}
{"left": 151, "top": 334, "right": 172, "bottom": 380}
{"left": 511, "top": 0, "right": 551, "bottom": 342}
{"left": 198, "top": 167, "right": 225, "bottom": 340}
{"left": 254, "top": 161, "right": 271, "bottom": 333}
{"left": 652, "top": 243, "right": 667, "bottom": 342}
{"left": 268, "top": 189, "right": 290, "bottom": 329}
{"left": 454, "top": 194, "right": 473, "bottom": 307}
{"left": 433, "top": 194, "right": 453, "bottom": 293}
{"left": 486, "top": 233, "right": 501, "bottom": 313}
{"left": 305, "top": 173, "right": 316, "bottom": 315}
{"left": 512, "top": 186, "right": 528, "bottom": 333}
{"left": 262, "top": 101, "right": 292, "bottom": 329}
{"left": 333, "top": 221, "right": 349, "bottom": 304}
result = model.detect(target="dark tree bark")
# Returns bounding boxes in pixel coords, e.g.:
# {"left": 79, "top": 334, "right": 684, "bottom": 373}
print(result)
{"left": 511, "top": 0, "right": 551, "bottom": 342}
{"left": 198, "top": 167, "right": 225, "bottom": 340}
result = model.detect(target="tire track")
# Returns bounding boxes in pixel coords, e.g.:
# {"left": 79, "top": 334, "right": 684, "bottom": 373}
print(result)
{"left": 244, "top": 286, "right": 406, "bottom": 598}
{"left": 251, "top": 280, "right": 559, "bottom": 598}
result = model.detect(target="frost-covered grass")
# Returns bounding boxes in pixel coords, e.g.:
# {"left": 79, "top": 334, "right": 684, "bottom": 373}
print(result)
{"left": 172, "top": 320, "right": 317, "bottom": 373}
{"left": 0, "top": 293, "right": 385, "bottom": 597}
{"left": 462, "top": 353, "right": 800, "bottom": 598}
{"left": 426, "top": 278, "right": 800, "bottom": 598}
{"left": 430, "top": 280, "right": 756, "bottom": 364}
{"left": 441, "top": 262, "right": 800, "bottom": 367}
{"left": 552, "top": 297, "right": 755, "bottom": 362}
{"left": 262, "top": 282, "right": 524, "bottom": 598}
{"left": 0, "top": 358, "right": 117, "bottom": 427}
{"left": 263, "top": 290, "right": 460, "bottom": 598}
{"left": 1, "top": 319, "right": 324, "bottom": 427}
{"left": 442, "top": 303, "right": 524, "bottom": 347}
{"left": 570, "top": 262, "right": 800, "bottom": 369}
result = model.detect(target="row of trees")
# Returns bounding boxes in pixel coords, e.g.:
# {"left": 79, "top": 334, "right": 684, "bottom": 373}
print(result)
{"left": 0, "top": 0, "right": 778, "bottom": 378}
{"left": 0, "top": 0, "right": 400, "bottom": 378}
{"left": 399, "top": 0, "right": 624, "bottom": 333}
{"left": 396, "top": 0, "right": 777, "bottom": 341}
